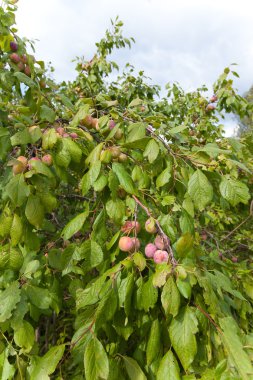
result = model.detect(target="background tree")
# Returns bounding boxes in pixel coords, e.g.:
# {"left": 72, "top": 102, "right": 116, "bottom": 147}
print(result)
{"left": 0, "top": 1, "right": 253, "bottom": 379}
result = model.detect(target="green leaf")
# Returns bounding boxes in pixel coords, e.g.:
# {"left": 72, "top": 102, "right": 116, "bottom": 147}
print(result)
{"left": 85, "top": 142, "right": 104, "bottom": 166}
{"left": 14, "top": 320, "right": 34, "bottom": 352}
{"left": 10, "top": 214, "right": 23, "bottom": 246}
{"left": 118, "top": 273, "right": 134, "bottom": 316}
{"left": 0, "top": 282, "right": 21, "bottom": 322}
{"left": 219, "top": 177, "right": 250, "bottom": 206}
{"left": 156, "top": 168, "right": 171, "bottom": 188}
{"left": 11, "top": 128, "right": 32, "bottom": 146}
{"left": 188, "top": 170, "right": 213, "bottom": 210}
{"left": 133, "top": 252, "right": 146, "bottom": 271}
{"left": 157, "top": 350, "right": 181, "bottom": 380}
{"left": 70, "top": 104, "right": 90, "bottom": 128}
{"left": 28, "top": 159, "right": 53, "bottom": 178}
{"left": 106, "top": 198, "right": 125, "bottom": 224}
{"left": 175, "top": 233, "right": 194, "bottom": 257}
{"left": 84, "top": 337, "right": 109, "bottom": 380}
{"left": 122, "top": 356, "right": 147, "bottom": 380}
{"left": 25, "top": 285, "right": 51, "bottom": 309}
{"left": 169, "top": 124, "right": 188, "bottom": 134}
{"left": 219, "top": 317, "right": 253, "bottom": 380}
{"left": 126, "top": 122, "right": 146, "bottom": 143}
{"left": 25, "top": 195, "right": 44, "bottom": 228}
{"left": 146, "top": 319, "right": 161, "bottom": 365}
{"left": 90, "top": 240, "right": 104, "bottom": 267}
{"left": 42, "top": 128, "right": 58, "bottom": 149}
{"left": 6, "top": 174, "right": 30, "bottom": 207}
{"left": 140, "top": 276, "right": 158, "bottom": 312}
{"left": 40, "top": 105, "right": 56, "bottom": 123}
{"left": 62, "top": 137, "right": 82, "bottom": 163}
{"left": 112, "top": 162, "right": 136, "bottom": 194}
{"left": 81, "top": 161, "right": 101, "bottom": 195}
{"left": 169, "top": 306, "right": 198, "bottom": 370}
{"left": 14, "top": 71, "right": 36, "bottom": 87}
{"left": 62, "top": 207, "right": 89, "bottom": 240}
{"left": 143, "top": 139, "right": 159, "bottom": 163}
{"left": 29, "top": 345, "right": 65, "bottom": 379}
{"left": 161, "top": 276, "right": 180, "bottom": 317}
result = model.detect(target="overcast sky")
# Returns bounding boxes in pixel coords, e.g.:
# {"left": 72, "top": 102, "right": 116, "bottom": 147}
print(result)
{"left": 16, "top": 0, "right": 253, "bottom": 135}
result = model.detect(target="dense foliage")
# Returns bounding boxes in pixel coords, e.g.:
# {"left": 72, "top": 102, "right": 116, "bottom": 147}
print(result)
{"left": 0, "top": 2, "right": 253, "bottom": 379}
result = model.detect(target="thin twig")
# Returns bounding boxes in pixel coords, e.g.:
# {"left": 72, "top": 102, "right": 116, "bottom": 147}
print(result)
{"left": 195, "top": 304, "right": 223, "bottom": 335}
{"left": 221, "top": 215, "right": 252, "bottom": 241}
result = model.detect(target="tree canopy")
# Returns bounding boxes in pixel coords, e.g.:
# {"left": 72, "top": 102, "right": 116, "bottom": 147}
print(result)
{"left": 0, "top": 1, "right": 253, "bottom": 379}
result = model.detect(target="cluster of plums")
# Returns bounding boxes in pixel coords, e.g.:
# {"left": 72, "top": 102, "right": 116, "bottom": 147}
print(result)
{"left": 12, "top": 154, "right": 53, "bottom": 175}
{"left": 118, "top": 218, "right": 170, "bottom": 264}
{"left": 9, "top": 41, "right": 32, "bottom": 77}
{"left": 55, "top": 126, "right": 78, "bottom": 139}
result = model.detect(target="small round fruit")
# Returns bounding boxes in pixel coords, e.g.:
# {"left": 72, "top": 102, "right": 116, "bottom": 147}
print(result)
{"left": 56, "top": 127, "right": 65, "bottom": 136}
{"left": 63, "top": 133, "right": 70, "bottom": 138}
{"left": 10, "top": 41, "right": 18, "bottom": 52}
{"left": 145, "top": 243, "right": 157, "bottom": 258}
{"left": 118, "top": 153, "right": 128, "bottom": 163}
{"left": 10, "top": 53, "right": 20, "bottom": 63}
{"left": 69, "top": 132, "right": 78, "bottom": 139}
{"left": 16, "top": 61, "right": 25, "bottom": 71}
{"left": 39, "top": 79, "right": 46, "bottom": 88}
{"left": 109, "top": 120, "right": 116, "bottom": 130}
{"left": 17, "top": 156, "right": 28, "bottom": 166}
{"left": 206, "top": 104, "right": 215, "bottom": 111}
{"left": 121, "top": 221, "right": 141, "bottom": 234}
{"left": 114, "top": 129, "right": 123, "bottom": 140}
{"left": 13, "top": 162, "right": 26, "bottom": 175}
{"left": 145, "top": 218, "right": 157, "bottom": 234}
{"left": 210, "top": 94, "right": 218, "bottom": 103}
{"left": 24, "top": 65, "right": 31, "bottom": 77}
{"left": 130, "top": 237, "right": 140, "bottom": 252}
{"left": 231, "top": 256, "right": 238, "bottom": 263}
{"left": 42, "top": 154, "right": 53, "bottom": 166}
{"left": 109, "top": 146, "right": 121, "bottom": 158}
{"left": 20, "top": 54, "right": 27, "bottom": 64}
{"left": 81, "top": 115, "right": 94, "bottom": 128}
{"left": 119, "top": 236, "right": 134, "bottom": 252}
{"left": 154, "top": 235, "right": 166, "bottom": 250}
{"left": 153, "top": 250, "right": 169, "bottom": 264}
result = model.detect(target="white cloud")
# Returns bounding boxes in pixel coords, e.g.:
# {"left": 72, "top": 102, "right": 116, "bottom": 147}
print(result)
{"left": 15, "top": 0, "right": 253, "bottom": 134}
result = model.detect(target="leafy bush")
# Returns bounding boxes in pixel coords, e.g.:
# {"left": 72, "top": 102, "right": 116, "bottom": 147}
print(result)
{"left": 0, "top": 2, "right": 253, "bottom": 379}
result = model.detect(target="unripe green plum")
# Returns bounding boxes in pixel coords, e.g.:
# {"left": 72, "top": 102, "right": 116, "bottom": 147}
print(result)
{"left": 145, "top": 243, "right": 157, "bottom": 258}
{"left": 109, "top": 146, "right": 121, "bottom": 158}
{"left": 114, "top": 129, "right": 123, "bottom": 140}
{"left": 118, "top": 153, "right": 128, "bottom": 163}
{"left": 119, "top": 236, "right": 134, "bottom": 252}
{"left": 153, "top": 250, "right": 169, "bottom": 264}
{"left": 145, "top": 217, "right": 157, "bottom": 234}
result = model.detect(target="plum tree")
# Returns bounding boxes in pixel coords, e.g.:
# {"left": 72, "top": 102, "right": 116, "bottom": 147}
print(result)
{"left": 0, "top": 4, "right": 253, "bottom": 380}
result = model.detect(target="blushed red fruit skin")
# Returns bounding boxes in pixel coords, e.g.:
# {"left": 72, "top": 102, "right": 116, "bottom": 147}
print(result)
{"left": 17, "top": 156, "right": 28, "bottom": 166}
{"left": 17, "top": 61, "right": 25, "bottom": 71}
{"left": 145, "top": 243, "right": 157, "bottom": 258}
{"left": 56, "top": 127, "right": 65, "bottom": 136}
{"left": 153, "top": 250, "right": 169, "bottom": 264}
{"left": 63, "top": 133, "right": 70, "bottom": 138}
{"left": 206, "top": 104, "right": 215, "bottom": 111}
{"left": 119, "top": 236, "right": 134, "bottom": 252}
{"left": 10, "top": 53, "right": 20, "bottom": 63}
{"left": 24, "top": 65, "right": 31, "bottom": 77}
{"left": 10, "top": 41, "right": 18, "bottom": 52}
{"left": 109, "top": 120, "right": 116, "bottom": 130}
{"left": 69, "top": 132, "right": 78, "bottom": 139}
{"left": 154, "top": 235, "right": 166, "bottom": 250}
{"left": 129, "top": 237, "right": 140, "bottom": 253}
{"left": 121, "top": 221, "right": 141, "bottom": 234}
{"left": 20, "top": 55, "right": 27, "bottom": 64}
{"left": 42, "top": 154, "right": 53, "bottom": 166}
{"left": 210, "top": 95, "right": 218, "bottom": 103}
